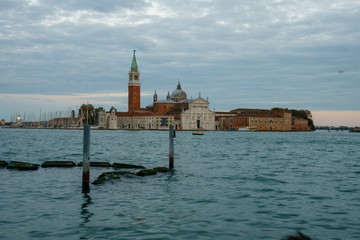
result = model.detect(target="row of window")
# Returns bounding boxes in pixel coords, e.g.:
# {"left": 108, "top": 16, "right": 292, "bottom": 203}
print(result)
{"left": 251, "top": 119, "right": 282, "bottom": 124}
{"left": 229, "top": 119, "right": 249, "bottom": 123}
{"left": 116, "top": 119, "right": 174, "bottom": 129}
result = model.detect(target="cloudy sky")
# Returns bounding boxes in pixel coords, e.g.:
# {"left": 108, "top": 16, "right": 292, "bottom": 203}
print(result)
{"left": 1, "top": 0, "right": 360, "bottom": 126}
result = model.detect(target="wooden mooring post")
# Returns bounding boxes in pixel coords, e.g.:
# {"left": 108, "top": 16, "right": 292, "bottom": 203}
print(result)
{"left": 169, "top": 124, "right": 174, "bottom": 169}
{"left": 82, "top": 125, "right": 90, "bottom": 192}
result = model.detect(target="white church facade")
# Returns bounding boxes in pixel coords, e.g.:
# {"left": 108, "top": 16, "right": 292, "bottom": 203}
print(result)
{"left": 181, "top": 95, "right": 216, "bottom": 130}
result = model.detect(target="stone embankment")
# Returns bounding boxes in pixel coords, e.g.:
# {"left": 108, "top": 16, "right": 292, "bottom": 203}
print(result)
{"left": 0, "top": 160, "right": 148, "bottom": 170}
{"left": 0, "top": 160, "right": 170, "bottom": 185}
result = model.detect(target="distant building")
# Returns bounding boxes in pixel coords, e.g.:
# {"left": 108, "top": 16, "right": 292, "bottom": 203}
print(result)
{"left": 292, "top": 116, "right": 311, "bottom": 131}
{"left": 98, "top": 51, "right": 215, "bottom": 130}
{"left": 0, "top": 119, "right": 5, "bottom": 126}
{"left": 15, "top": 115, "right": 22, "bottom": 126}
{"left": 98, "top": 51, "right": 311, "bottom": 131}
{"left": 216, "top": 108, "right": 311, "bottom": 131}
{"left": 216, "top": 108, "right": 292, "bottom": 131}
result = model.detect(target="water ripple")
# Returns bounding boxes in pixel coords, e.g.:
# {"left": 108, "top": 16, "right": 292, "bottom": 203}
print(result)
{"left": 0, "top": 129, "right": 359, "bottom": 239}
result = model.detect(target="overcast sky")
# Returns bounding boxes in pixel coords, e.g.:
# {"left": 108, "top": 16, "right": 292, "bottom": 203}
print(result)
{"left": 1, "top": 0, "right": 359, "bottom": 126}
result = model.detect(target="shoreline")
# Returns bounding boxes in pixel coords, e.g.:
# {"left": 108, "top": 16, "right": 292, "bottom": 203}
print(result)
{"left": 1, "top": 126, "right": 313, "bottom": 132}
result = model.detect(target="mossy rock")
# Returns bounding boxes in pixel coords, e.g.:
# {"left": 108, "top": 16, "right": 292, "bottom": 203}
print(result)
{"left": 136, "top": 169, "right": 157, "bottom": 176}
{"left": 41, "top": 161, "right": 76, "bottom": 168}
{"left": 92, "top": 173, "right": 120, "bottom": 185}
{"left": 97, "top": 171, "right": 135, "bottom": 179}
{"left": 136, "top": 167, "right": 169, "bottom": 176}
{"left": 93, "top": 167, "right": 170, "bottom": 185}
{"left": 7, "top": 161, "right": 39, "bottom": 171}
{"left": 92, "top": 171, "right": 136, "bottom": 185}
{"left": 153, "top": 167, "right": 169, "bottom": 173}
{"left": 77, "top": 161, "right": 112, "bottom": 167}
{"left": 112, "top": 163, "right": 145, "bottom": 169}
{"left": 0, "top": 160, "right": 8, "bottom": 168}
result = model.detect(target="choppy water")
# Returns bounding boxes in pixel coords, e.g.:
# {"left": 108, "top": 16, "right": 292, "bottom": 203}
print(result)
{"left": 0, "top": 128, "right": 359, "bottom": 239}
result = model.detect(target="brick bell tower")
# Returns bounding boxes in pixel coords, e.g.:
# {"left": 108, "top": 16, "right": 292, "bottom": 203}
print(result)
{"left": 128, "top": 50, "right": 141, "bottom": 112}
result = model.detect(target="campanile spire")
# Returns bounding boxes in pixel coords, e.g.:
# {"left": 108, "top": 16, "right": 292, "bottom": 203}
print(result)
{"left": 128, "top": 50, "right": 141, "bottom": 111}
{"left": 131, "top": 50, "right": 138, "bottom": 72}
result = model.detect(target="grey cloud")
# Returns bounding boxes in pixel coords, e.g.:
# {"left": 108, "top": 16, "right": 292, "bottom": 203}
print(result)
{"left": 0, "top": 0, "right": 359, "bottom": 117}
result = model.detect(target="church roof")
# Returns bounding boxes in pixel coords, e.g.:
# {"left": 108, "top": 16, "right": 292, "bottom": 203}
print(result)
{"left": 157, "top": 99, "right": 177, "bottom": 104}
{"left": 170, "top": 82, "right": 187, "bottom": 99}
{"left": 230, "top": 108, "right": 286, "bottom": 118}
{"left": 235, "top": 111, "right": 283, "bottom": 118}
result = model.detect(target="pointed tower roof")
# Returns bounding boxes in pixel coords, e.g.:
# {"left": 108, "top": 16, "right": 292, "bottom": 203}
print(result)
{"left": 131, "top": 50, "right": 138, "bottom": 71}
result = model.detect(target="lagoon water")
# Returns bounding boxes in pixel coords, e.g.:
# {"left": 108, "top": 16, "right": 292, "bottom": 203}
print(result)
{"left": 0, "top": 128, "right": 359, "bottom": 239}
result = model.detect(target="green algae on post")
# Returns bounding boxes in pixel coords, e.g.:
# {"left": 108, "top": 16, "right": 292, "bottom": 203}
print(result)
{"left": 82, "top": 125, "right": 91, "bottom": 193}
{"left": 169, "top": 124, "right": 174, "bottom": 169}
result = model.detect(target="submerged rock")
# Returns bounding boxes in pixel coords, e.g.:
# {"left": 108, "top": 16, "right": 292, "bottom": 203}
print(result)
{"left": 136, "top": 167, "right": 169, "bottom": 176}
{"left": 136, "top": 169, "right": 157, "bottom": 176}
{"left": 41, "top": 161, "right": 76, "bottom": 168}
{"left": 92, "top": 167, "right": 170, "bottom": 185}
{"left": 7, "top": 161, "right": 39, "bottom": 171}
{"left": 92, "top": 171, "right": 135, "bottom": 185}
{"left": 112, "top": 163, "right": 145, "bottom": 169}
{"left": 77, "top": 162, "right": 112, "bottom": 167}
{"left": 0, "top": 160, "right": 8, "bottom": 168}
{"left": 153, "top": 167, "right": 169, "bottom": 173}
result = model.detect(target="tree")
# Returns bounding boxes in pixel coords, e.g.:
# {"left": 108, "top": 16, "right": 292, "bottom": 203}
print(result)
{"left": 94, "top": 107, "right": 105, "bottom": 126}
{"left": 79, "top": 104, "right": 95, "bottom": 125}
{"left": 291, "top": 109, "right": 315, "bottom": 131}
{"left": 109, "top": 106, "right": 117, "bottom": 112}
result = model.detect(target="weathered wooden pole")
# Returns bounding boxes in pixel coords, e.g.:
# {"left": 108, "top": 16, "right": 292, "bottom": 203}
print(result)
{"left": 82, "top": 125, "right": 90, "bottom": 192}
{"left": 169, "top": 124, "right": 174, "bottom": 169}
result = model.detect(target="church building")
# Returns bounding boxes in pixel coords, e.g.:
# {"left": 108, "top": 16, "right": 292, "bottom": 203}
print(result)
{"left": 98, "top": 51, "right": 216, "bottom": 130}
{"left": 97, "top": 51, "right": 310, "bottom": 131}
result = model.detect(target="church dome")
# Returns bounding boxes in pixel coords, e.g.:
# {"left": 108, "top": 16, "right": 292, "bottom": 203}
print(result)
{"left": 170, "top": 82, "right": 187, "bottom": 101}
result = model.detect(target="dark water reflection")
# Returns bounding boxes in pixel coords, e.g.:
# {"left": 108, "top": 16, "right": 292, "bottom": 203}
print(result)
{"left": 81, "top": 193, "right": 93, "bottom": 225}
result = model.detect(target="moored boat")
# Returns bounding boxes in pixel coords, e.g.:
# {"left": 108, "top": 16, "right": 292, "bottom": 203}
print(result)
{"left": 238, "top": 127, "right": 250, "bottom": 132}
{"left": 248, "top": 127, "right": 257, "bottom": 132}
{"left": 192, "top": 132, "right": 204, "bottom": 135}
{"left": 349, "top": 128, "right": 360, "bottom": 132}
